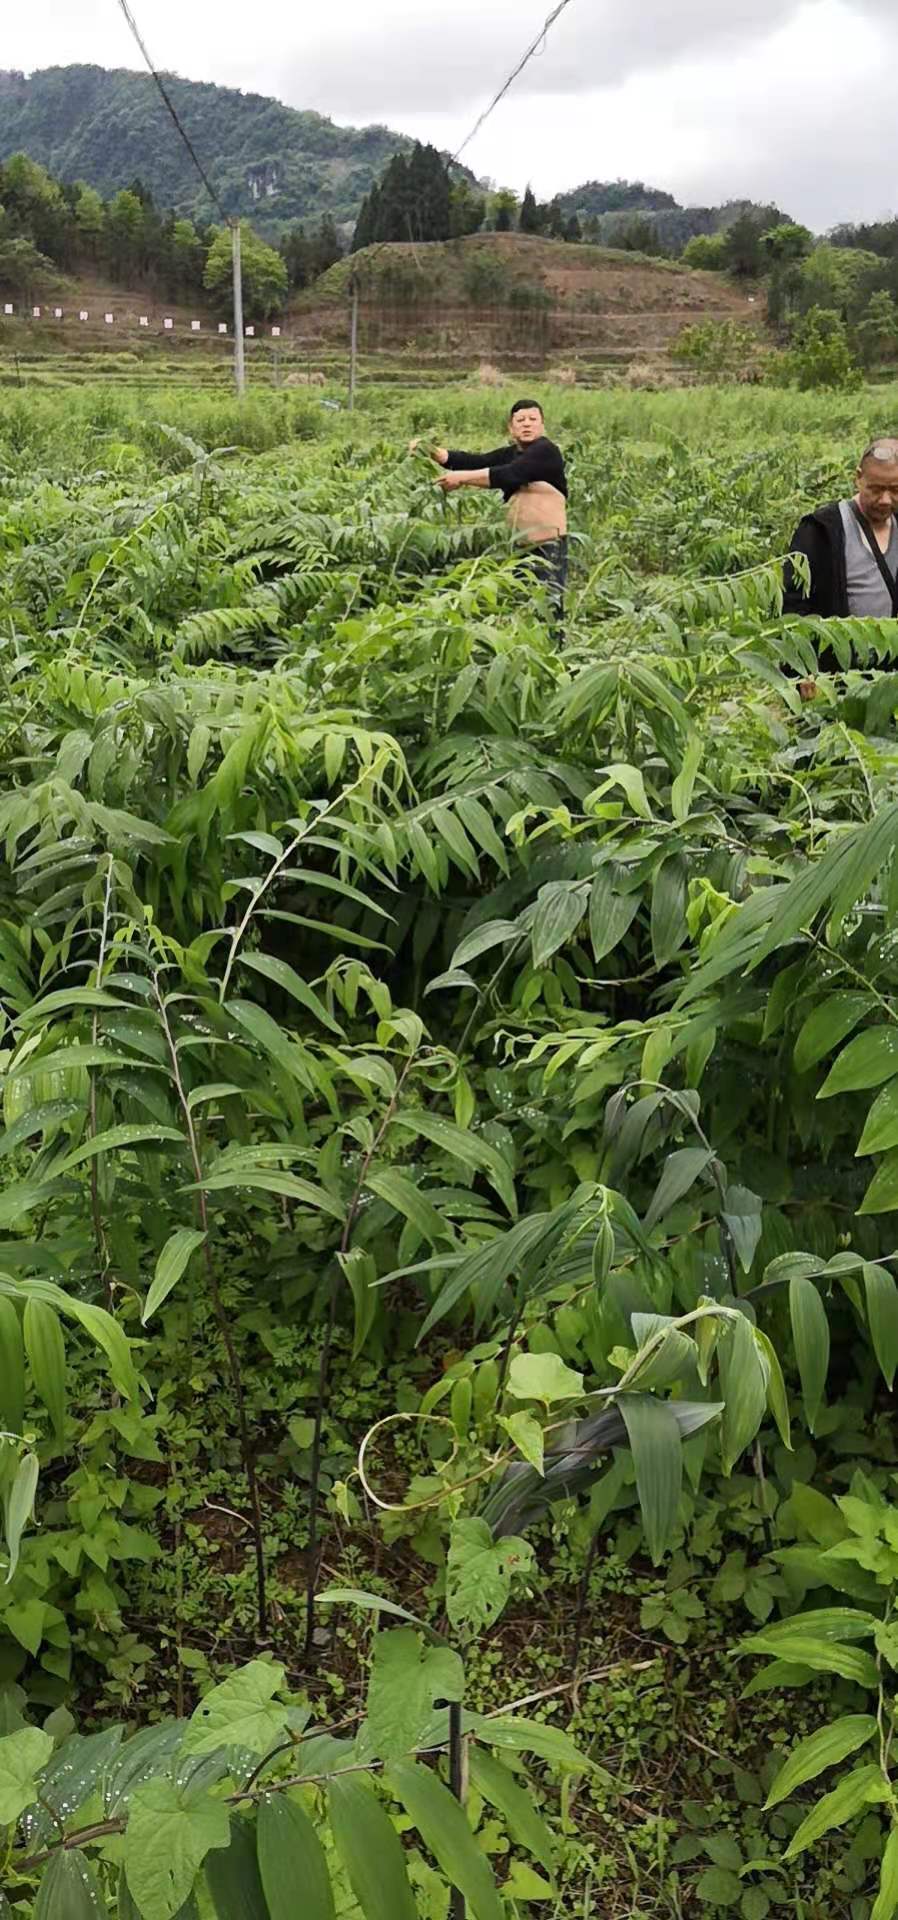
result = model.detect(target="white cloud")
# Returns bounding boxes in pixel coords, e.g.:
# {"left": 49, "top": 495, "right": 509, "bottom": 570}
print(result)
{"left": 4, "top": 0, "right": 898, "bottom": 228}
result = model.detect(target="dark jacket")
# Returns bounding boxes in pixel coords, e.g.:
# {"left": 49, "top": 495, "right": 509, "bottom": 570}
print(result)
{"left": 784, "top": 503, "right": 848, "bottom": 617}
{"left": 446, "top": 436, "right": 568, "bottom": 500}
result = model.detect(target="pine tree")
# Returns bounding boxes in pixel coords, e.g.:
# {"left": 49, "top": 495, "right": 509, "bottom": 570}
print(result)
{"left": 520, "top": 186, "right": 541, "bottom": 234}
{"left": 311, "top": 214, "right": 341, "bottom": 279}
{"left": 281, "top": 223, "right": 313, "bottom": 289}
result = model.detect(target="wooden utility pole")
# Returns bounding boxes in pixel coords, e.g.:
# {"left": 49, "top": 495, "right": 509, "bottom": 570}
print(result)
{"left": 348, "top": 275, "right": 359, "bottom": 410}
{"left": 232, "top": 219, "right": 246, "bottom": 397}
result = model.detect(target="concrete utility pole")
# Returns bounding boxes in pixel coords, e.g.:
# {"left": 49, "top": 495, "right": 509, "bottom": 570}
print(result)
{"left": 348, "top": 275, "right": 359, "bottom": 410}
{"left": 232, "top": 219, "right": 246, "bottom": 396}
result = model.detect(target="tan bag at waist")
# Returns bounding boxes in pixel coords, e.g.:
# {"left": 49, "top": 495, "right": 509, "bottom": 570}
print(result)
{"left": 507, "top": 480, "right": 567, "bottom": 543}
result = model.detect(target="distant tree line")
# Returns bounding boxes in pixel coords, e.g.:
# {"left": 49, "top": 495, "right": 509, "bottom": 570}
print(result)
{"left": 0, "top": 151, "right": 344, "bottom": 318}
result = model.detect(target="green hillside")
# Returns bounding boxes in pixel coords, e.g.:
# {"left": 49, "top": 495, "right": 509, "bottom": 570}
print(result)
{"left": 0, "top": 65, "right": 424, "bottom": 233}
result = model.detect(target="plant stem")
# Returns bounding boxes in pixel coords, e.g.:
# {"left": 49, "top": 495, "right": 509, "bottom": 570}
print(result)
{"left": 153, "top": 976, "right": 268, "bottom": 1637}
{"left": 89, "top": 855, "right": 115, "bottom": 1309}
{"left": 303, "top": 1051, "right": 416, "bottom": 1658}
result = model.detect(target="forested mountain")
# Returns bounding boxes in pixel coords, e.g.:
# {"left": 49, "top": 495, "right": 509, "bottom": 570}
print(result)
{"left": 557, "top": 181, "right": 792, "bottom": 252}
{"left": 0, "top": 65, "right": 428, "bottom": 233}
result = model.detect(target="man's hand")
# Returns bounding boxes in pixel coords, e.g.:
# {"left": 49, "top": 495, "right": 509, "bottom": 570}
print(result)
{"left": 408, "top": 438, "right": 449, "bottom": 464}
{"left": 437, "top": 471, "right": 464, "bottom": 491}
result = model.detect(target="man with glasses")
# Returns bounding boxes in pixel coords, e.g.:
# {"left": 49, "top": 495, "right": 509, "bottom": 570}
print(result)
{"left": 785, "top": 437, "right": 898, "bottom": 619}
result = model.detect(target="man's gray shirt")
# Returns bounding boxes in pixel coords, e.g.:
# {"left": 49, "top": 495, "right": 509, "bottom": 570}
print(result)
{"left": 839, "top": 499, "right": 898, "bottom": 617}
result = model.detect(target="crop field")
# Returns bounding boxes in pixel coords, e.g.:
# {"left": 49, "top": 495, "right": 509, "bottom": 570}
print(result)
{"left": 4, "top": 378, "right": 898, "bottom": 1918}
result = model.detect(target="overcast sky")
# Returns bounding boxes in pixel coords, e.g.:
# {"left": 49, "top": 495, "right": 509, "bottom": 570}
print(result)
{"left": 5, "top": 0, "right": 898, "bottom": 230}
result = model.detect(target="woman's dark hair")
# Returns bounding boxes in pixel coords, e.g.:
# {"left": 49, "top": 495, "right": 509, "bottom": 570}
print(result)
{"left": 509, "top": 398, "right": 544, "bottom": 419}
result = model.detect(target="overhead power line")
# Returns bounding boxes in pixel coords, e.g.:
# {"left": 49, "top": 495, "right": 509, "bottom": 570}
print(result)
{"left": 115, "top": 0, "right": 229, "bottom": 223}
{"left": 452, "top": 0, "right": 577, "bottom": 163}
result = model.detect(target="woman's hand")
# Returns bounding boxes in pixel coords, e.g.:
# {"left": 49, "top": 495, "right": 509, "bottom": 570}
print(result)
{"left": 437, "top": 471, "right": 463, "bottom": 491}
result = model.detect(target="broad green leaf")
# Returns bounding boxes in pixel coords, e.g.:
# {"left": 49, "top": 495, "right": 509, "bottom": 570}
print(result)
{"left": 482, "top": 1718, "right": 589, "bottom": 1771}
{"left": 793, "top": 993, "right": 875, "bottom": 1075}
{"left": 721, "top": 1185, "right": 763, "bottom": 1276}
{"left": 452, "top": 920, "right": 521, "bottom": 969}
{"left": 182, "top": 1660, "right": 288, "bottom": 1756}
{"left": 694, "top": 1867, "right": 742, "bottom": 1909}
{"left": 644, "top": 1147, "right": 713, "bottom": 1231}
{"left": 24, "top": 1299, "right": 66, "bottom": 1441}
{"left": 317, "top": 1588, "right": 433, "bottom": 1635}
{"left": 17, "top": 987, "right": 130, "bottom": 1029}
{"left": 257, "top": 1793, "right": 335, "bottom": 1920}
{"left": 224, "top": 998, "right": 309, "bottom": 1082}
{"left": 765, "top": 1715, "right": 876, "bottom": 1809}
{"left": 650, "top": 855, "right": 688, "bottom": 968}
{"left": 51, "top": 1123, "right": 183, "bottom": 1176}
{"left": 143, "top": 1229, "right": 207, "bottom": 1325}
{"left": 588, "top": 870, "right": 640, "bottom": 965}
{"left": 789, "top": 1275, "right": 830, "bottom": 1433}
{"left": 818, "top": 1029, "right": 898, "bottom": 1098}
{"left": 595, "top": 762, "right": 652, "bottom": 820}
{"left": 388, "top": 1760, "right": 504, "bottom": 1920}
{"left": 68, "top": 1300, "right": 139, "bottom": 1403}
{"left": 872, "top": 1825, "right": 898, "bottom": 1920}
{"left": 205, "top": 1816, "right": 268, "bottom": 1920}
{"left": 671, "top": 732, "right": 702, "bottom": 824}
{"left": 187, "top": 723, "right": 211, "bottom": 784}
{"left": 365, "top": 1170, "right": 453, "bottom": 1247}
{"left": 195, "top": 1169, "right": 344, "bottom": 1220}
{"left": 860, "top": 1151, "right": 898, "bottom": 1215}
{"left": 34, "top": 1848, "right": 107, "bottom": 1917}
{"left": 754, "top": 1329, "right": 791, "bottom": 1451}
{"left": 446, "top": 1518, "right": 534, "bottom": 1633}
{"left": 391, "top": 1112, "right": 516, "bottom": 1218}
{"left": 499, "top": 1411, "right": 544, "bottom": 1475}
{"left": 502, "top": 1863, "right": 555, "bottom": 1901}
{"left": 741, "top": 1634, "right": 878, "bottom": 1687}
{"left": 3, "top": 1450, "right": 38, "bottom": 1584}
{"left": 469, "top": 1747, "right": 556, "bottom": 1877}
{"left": 719, "top": 1313, "right": 768, "bottom": 1475}
{"left": 0, "top": 1298, "right": 24, "bottom": 1437}
{"left": 862, "top": 1264, "right": 898, "bottom": 1387}
{"left": 858, "top": 1079, "right": 898, "bottom": 1155}
{"left": 338, "top": 1247, "right": 378, "bottom": 1360}
{"left": 619, "top": 1393, "right": 682, "bottom": 1566}
{"left": 0, "top": 1724, "right": 53, "bottom": 1823}
{"left": 125, "top": 1779, "right": 230, "bottom": 1920}
{"left": 784, "top": 1763, "right": 888, "bottom": 1859}
{"left": 119, "top": 1875, "right": 199, "bottom": 1919}
{"left": 329, "top": 1774, "right": 417, "bottom": 1920}
{"left": 366, "top": 1628, "right": 463, "bottom": 1761}
{"left": 741, "top": 1607, "right": 875, "bottom": 1644}
{"left": 531, "top": 882, "right": 587, "bottom": 970}
{"left": 239, "top": 953, "right": 346, "bottom": 1038}
{"left": 506, "top": 1352, "right": 584, "bottom": 1408}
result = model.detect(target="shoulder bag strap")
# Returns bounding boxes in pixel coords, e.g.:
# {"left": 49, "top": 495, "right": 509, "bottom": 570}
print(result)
{"left": 849, "top": 500, "right": 898, "bottom": 616}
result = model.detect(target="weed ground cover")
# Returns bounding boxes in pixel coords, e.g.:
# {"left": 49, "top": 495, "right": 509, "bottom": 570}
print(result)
{"left": 2, "top": 382, "right": 898, "bottom": 1916}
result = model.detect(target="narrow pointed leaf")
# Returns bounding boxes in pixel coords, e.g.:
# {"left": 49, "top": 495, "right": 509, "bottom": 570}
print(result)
{"left": 784, "top": 1763, "right": 888, "bottom": 1859}
{"left": 789, "top": 1275, "right": 830, "bottom": 1433}
{"left": 23, "top": 1299, "right": 66, "bottom": 1441}
{"left": 388, "top": 1760, "right": 504, "bottom": 1920}
{"left": 618, "top": 1393, "right": 682, "bottom": 1566}
{"left": 329, "top": 1773, "right": 417, "bottom": 1920}
{"left": 143, "top": 1229, "right": 207, "bottom": 1325}
{"left": 257, "top": 1793, "right": 335, "bottom": 1920}
{"left": 468, "top": 1746, "right": 556, "bottom": 1877}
